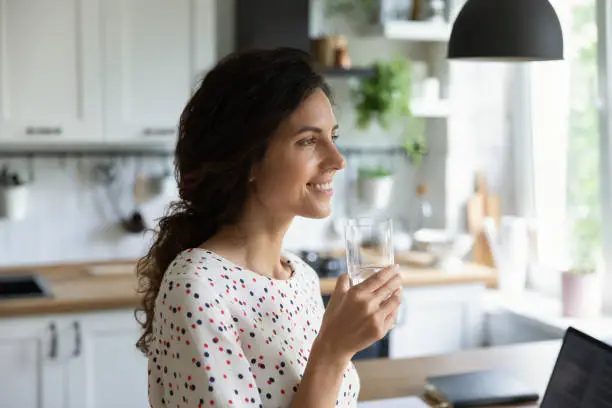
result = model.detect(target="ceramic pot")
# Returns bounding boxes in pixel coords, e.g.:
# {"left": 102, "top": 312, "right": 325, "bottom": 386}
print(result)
{"left": 357, "top": 176, "right": 394, "bottom": 210}
{"left": 561, "top": 270, "right": 602, "bottom": 318}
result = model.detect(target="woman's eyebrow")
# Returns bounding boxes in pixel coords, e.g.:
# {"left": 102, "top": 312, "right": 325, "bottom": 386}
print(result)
{"left": 295, "top": 124, "right": 339, "bottom": 135}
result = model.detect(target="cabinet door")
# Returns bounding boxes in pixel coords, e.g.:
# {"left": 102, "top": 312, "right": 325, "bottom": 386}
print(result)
{"left": 67, "top": 310, "right": 148, "bottom": 408}
{"left": 0, "top": 0, "right": 102, "bottom": 143}
{"left": 0, "top": 316, "right": 71, "bottom": 408}
{"left": 103, "top": 0, "right": 216, "bottom": 144}
{"left": 389, "top": 283, "right": 485, "bottom": 359}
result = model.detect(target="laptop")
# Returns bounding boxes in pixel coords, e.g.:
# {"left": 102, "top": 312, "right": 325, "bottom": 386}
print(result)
{"left": 424, "top": 327, "right": 612, "bottom": 407}
{"left": 539, "top": 326, "right": 612, "bottom": 407}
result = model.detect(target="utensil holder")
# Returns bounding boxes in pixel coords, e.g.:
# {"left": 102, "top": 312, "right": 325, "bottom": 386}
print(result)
{"left": 0, "top": 184, "right": 30, "bottom": 221}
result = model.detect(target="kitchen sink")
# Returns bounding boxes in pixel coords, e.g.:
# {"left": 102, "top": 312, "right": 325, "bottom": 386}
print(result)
{"left": 0, "top": 273, "right": 53, "bottom": 300}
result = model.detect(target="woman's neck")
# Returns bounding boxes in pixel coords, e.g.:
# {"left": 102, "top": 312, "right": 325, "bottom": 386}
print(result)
{"left": 200, "top": 211, "right": 294, "bottom": 280}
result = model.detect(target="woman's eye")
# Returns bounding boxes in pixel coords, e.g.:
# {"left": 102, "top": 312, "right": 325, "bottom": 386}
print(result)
{"left": 332, "top": 134, "right": 340, "bottom": 143}
{"left": 298, "top": 137, "right": 316, "bottom": 146}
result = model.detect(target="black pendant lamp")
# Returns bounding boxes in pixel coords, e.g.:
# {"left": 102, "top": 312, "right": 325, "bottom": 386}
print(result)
{"left": 448, "top": 0, "right": 564, "bottom": 61}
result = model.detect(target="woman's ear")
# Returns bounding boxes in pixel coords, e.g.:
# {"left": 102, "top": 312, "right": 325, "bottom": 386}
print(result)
{"left": 248, "top": 163, "right": 259, "bottom": 183}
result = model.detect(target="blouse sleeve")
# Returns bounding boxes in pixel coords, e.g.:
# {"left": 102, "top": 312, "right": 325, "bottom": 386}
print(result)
{"left": 152, "top": 277, "right": 263, "bottom": 407}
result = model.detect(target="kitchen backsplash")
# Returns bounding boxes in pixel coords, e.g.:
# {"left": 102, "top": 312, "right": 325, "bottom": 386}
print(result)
{"left": 0, "top": 153, "right": 402, "bottom": 267}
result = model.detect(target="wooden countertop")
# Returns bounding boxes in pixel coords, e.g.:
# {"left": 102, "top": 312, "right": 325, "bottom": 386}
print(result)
{"left": 354, "top": 340, "right": 562, "bottom": 406}
{"left": 319, "top": 263, "right": 496, "bottom": 294}
{"left": 0, "top": 258, "right": 496, "bottom": 318}
{"left": 0, "top": 260, "right": 141, "bottom": 318}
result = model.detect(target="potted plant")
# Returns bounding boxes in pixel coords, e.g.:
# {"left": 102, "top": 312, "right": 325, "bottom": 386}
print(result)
{"left": 357, "top": 165, "right": 394, "bottom": 210}
{"left": 351, "top": 57, "right": 428, "bottom": 166}
{"left": 561, "top": 217, "right": 602, "bottom": 318}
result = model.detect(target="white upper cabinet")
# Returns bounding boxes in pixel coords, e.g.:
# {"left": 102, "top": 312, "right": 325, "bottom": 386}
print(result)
{"left": 0, "top": 0, "right": 102, "bottom": 143}
{"left": 102, "top": 0, "right": 216, "bottom": 144}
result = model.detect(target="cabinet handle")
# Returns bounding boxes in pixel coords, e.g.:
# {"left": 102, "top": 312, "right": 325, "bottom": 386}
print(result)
{"left": 142, "top": 127, "right": 175, "bottom": 136}
{"left": 49, "top": 322, "right": 58, "bottom": 359}
{"left": 25, "top": 126, "right": 63, "bottom": 135}
{"left": 73, "top": 321, "right": 82, "bottom": 357}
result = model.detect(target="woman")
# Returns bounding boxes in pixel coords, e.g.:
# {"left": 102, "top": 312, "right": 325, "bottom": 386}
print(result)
{"left": 135, "top": 47, "right": 403, "bottom": 408}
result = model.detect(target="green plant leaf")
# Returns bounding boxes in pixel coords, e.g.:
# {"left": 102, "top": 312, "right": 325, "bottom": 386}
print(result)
{"left": 352, "top": 58, "right": 412, "bottom": 131}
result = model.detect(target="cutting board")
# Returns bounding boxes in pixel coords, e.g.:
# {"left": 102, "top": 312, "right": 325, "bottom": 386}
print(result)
{"left": 467, "top": 172, "right": 500, "bottom": 267}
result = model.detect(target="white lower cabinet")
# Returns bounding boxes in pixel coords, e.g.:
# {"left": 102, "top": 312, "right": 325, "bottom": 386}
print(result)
{"left": 389, "top": 283, "right": 486, "bottom": 359}
{"left": 0, "top": 309, "right": 148, "bottom": 408}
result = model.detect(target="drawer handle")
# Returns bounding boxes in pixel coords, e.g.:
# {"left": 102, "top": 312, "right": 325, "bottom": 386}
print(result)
{"left": 25, "top": 126, "right": 63, "bottom": 135}
{"left": 73, "top": 321, "right": 82, "bottom": 357}
{"left": 143, "top": 127, "right": 175, "bottom": 136}
{"left": 49, "top": 322, "right": 58, "bottom": 359}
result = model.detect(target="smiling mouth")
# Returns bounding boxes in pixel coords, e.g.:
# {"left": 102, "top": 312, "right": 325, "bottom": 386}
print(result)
{"left": 307, "top": 182, "right": 333, "bottom": 193}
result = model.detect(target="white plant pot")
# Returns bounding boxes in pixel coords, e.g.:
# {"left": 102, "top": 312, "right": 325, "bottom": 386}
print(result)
{"left": 0, "top": 184, "right": 30, "bottom": 221}
{"left": 561, "top": 271, "right": 602, "bottom": 318}
{"left": 357, "top": 176, "right": 394, "bottom": 210}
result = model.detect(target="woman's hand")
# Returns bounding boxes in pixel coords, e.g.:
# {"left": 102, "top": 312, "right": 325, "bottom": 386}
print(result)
{"left": 314, "top": 265, "right": 403, "bottom": 362}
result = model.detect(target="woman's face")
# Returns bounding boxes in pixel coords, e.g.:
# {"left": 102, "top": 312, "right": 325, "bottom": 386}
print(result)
{"left": 250, "top": 88, "right": 345, "bottom": 220}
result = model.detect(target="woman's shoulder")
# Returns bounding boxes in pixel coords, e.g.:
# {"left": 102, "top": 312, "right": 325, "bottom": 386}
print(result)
{"left": 163, "top": 248, "right": 235, "bottom": 285}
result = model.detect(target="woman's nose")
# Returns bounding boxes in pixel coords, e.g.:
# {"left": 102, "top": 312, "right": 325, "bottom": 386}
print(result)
{"left": 328, "top": 144, "right": 346, "bottom": 171}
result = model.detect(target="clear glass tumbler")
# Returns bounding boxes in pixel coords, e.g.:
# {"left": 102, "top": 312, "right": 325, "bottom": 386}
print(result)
{"left": 344, "top": 217, "right": 394, "bottom": 285}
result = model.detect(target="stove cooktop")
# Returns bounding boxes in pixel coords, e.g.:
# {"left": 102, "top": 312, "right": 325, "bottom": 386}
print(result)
{"left": 297, "top": 250, "right": 346, "bottom": 278}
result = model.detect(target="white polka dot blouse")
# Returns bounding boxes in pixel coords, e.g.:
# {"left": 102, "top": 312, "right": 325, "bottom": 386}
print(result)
{"left": 147, "top": 248, "right": 360, "bottom": 408}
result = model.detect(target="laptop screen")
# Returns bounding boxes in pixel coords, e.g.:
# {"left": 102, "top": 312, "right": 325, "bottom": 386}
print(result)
{"left": 540, "top": 327, "right": 612, "bottom": 408}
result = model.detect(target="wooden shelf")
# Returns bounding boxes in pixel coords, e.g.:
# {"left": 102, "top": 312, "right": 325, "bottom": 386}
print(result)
{"left": 363, "top": 20, "right": 451, "bottom": 42}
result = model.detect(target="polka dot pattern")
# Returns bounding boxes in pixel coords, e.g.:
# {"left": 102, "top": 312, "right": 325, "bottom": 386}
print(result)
{"left": 147, "top": 248, "right": 360, "bottom": 407}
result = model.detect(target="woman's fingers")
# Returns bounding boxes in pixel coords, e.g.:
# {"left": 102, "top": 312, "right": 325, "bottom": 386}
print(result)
{"left": 378, "top": 290, "right": 403, "bottom": 322}
{"left": 354, "top": 264, "right": 400, "bottom": 293}
{"left": 372, "top": 273, "right": 403, "bottom": 303}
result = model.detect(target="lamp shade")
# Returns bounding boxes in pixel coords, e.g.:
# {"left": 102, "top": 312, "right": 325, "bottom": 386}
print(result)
{"left": 448, "top": 0, "right": 564, "bottom": 61}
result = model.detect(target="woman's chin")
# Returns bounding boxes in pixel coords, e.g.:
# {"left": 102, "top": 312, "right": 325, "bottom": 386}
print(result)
{"left": 299, "top": 205, "right": 332, "bottom": 220}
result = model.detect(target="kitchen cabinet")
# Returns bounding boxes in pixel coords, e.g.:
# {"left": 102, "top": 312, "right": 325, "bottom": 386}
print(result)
{"left": 0, "top": 0, "right": 216, "bottom": 147}
{"left": 68, "top": 310, "right": 148, "bottom": 408}
{"left": 0, "top": 309, "right": 147, "bottom": 408}
{"left": 102, "top": 0, "right": 216, "bottom": 143}
{"left": 0, "top": 0, "right": 103, "bottom": 144}
{"left": 0, "top": 316, "right": 70, "bottom": 408}
{"left": 389, "top": 283, "right": 486, "bottom": 359}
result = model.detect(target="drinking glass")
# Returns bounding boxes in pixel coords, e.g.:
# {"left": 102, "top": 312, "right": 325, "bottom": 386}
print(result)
{"left": 344, "top": 217, "right": 394, "bottom": 285}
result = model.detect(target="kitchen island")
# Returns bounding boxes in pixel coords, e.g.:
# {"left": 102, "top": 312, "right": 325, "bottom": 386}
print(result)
{"left": 354, "top": 339, "right": 562, "bottom": 406}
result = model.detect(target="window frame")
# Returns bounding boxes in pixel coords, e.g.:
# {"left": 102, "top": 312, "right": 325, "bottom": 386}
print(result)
{"left": 596, "top": 0, "right": 612, "bottom": 314}
{"left": 512, "top": 0, "right": 612, "bottom": 313}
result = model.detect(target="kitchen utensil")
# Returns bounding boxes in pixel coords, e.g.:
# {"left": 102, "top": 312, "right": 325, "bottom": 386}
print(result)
{"left": 0, "top": 184, "right": 29, "bottom": 221}
{"left": 467, "top": 172, "right": 500, "bottom": 267}
{"left": 344, "top": 217, "right": 394, "bottom": 285}
{"left": 95, "top": 161, "right": 147, "bottom": 234}
{"left": 0, "top": 166, "right": 29, "bottom": 221}
{"left": 122, "top": 157, "right": 147, "bottom": 233}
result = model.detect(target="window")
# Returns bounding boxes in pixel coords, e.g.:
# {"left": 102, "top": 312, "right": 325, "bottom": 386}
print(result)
{"left": 525, "top": 0, "right": 601, "bottom": 294}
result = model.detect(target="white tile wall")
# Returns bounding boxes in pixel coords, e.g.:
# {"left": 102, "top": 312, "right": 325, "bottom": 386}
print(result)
{"left": 0, "top": 157, "right": 174, "bottom": 267}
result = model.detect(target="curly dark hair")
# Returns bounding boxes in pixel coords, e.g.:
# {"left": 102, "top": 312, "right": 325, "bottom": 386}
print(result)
{"left": 135, "top": 47, "right": 332, "bottom": 354}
